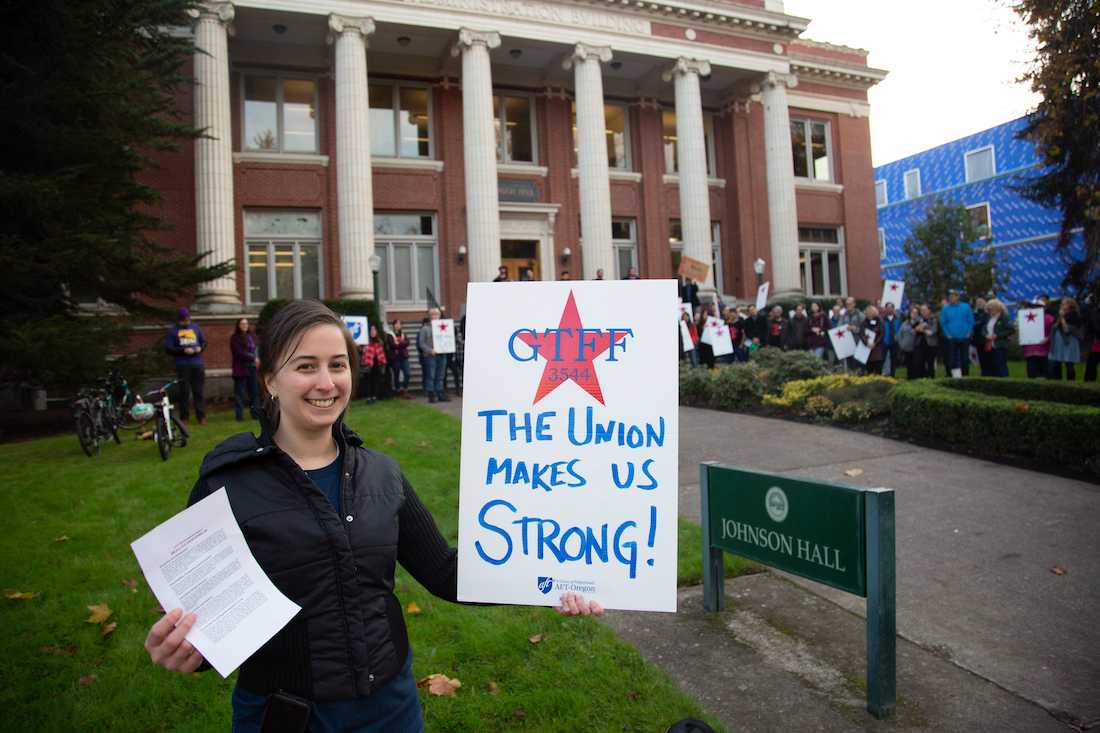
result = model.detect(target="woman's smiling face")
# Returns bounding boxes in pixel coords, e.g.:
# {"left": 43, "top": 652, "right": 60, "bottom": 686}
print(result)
{"left": 265, "top": 324, "right": 352, "bottom": 436}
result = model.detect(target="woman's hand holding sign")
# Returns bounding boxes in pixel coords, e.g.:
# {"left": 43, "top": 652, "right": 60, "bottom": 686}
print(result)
{"left": 555, "top": 591, "right": 604, "bottom": 617}
{"left": 145, "top": 608, "right": 205, "bottom": 673}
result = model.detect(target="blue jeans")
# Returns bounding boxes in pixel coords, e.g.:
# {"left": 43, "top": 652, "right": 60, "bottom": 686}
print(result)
{"left": 391, "top": 358, "right": 410, "bottom": 391}
{"left": 233, "top": 369, "right": 259, "bottom": 420}
{"left": 990, "top": 348, "right": 1009, "bottom": 377}
{"left": 231, "top": 650, "right": 423, "bottom": 733}
{"left": 432, "top": 354, "right": 448, "bottom": 395}
{"left": 420, "top": 357, "right": 433, "bottom": 397}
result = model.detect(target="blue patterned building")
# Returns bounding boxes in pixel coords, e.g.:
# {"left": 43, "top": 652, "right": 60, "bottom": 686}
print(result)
{"left": 875, "top": 116, "right": 1084, "bottom": 307}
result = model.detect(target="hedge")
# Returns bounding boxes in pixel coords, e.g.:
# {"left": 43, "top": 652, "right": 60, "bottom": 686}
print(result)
{"left": 941, "top": 377, "right": 1100, "bottom": 407}
{"left": 888, "top": 379, "right": 1100, "bottom": 468}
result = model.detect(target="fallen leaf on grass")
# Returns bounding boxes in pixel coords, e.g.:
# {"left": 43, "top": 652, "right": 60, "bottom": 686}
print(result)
{"left": 1014, "top": 401, "right": 1030, "bottom": 413}
{"left": 86, "top": 603, "right": 113, "bottom": 624}
{"left": 487, "top": 681, "right": 500, "bottom": 695}
{"left": 627, "top": 690, "right": 642, "bottom": 701}
{"left": 121, "top": 579, "right": 138, "bottom": 593}
{"left": 528, "top": 633, "right": 544, "bottom": 645}
{"left": 405, "top": 602, "right": 422, "bottom": 615}
{"left": 383, "top": 437, "right": 396, "bottom": 446}
{"left": 54, "top": 535, "right": 70, "bottom": 543}
{"left": 416, "top": 440, "right": 432, "bottom": 449}
{"left": 512, "top": 708, "right": 526, "bottom": 721}
{"left": 5, "top": 590, "right": 40, "bottom": 600}
{"left": 78, "top": 674, "right": 97, "bottom": 687}
{"left": 843, "top": 468, "right": 864, "bottom": 477}
{"left": 40, "top": 644, "right": 79, "bottom": 656}
{"left": 417, "top": 673, "right": 461, "bottom": 697}
{"left": 100, "top": 622, "right": 118, "bottom": 637}
{"left": 1050, "top": 565, "right": 1068, "bottom": 576}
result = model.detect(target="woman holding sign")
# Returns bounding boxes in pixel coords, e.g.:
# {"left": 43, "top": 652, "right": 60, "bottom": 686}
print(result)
{"left": 143, "top": 300, "right": 601, "bottom": 732}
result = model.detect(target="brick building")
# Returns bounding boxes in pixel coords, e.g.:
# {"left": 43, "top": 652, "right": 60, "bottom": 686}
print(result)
{"left": 147, "top": 0, "right": 887, "bottom": 373}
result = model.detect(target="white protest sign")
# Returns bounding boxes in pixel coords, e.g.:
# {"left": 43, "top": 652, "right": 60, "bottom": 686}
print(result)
{"left": 829, "top": 327, "right": 856, "bottom": 359}
{"left": 755, "top": 282, "right": 770, "bottom": 311}
{"left": 709, "top": 323, "right": 734, "bottom": 357}
{"left": 679, "top": 321, "right": 694, "bottom": 352}
{"left": 1018, "top": 308, "right": 1045, "bottom": 346}
{"left": 853, "top": 329, "right": 876, "bottom": 365}
{"left": 699, "top": 316, "right": 721, "bottom": 346}
{"left": 459, "top": 281, "right": 678, "bottom": 612}
{"left": 432, "top": 319, "right": 456, "bottom": 354}
{"left": 881, "top": 280, "right": 905, "bottom": 309}
{"left": 679, "top": 301, "right": 693, "bottom": 320}
{"left": 969, "top": 345, "right": 980, "bottom": 366}
{"left": 343, "top": 316, "right": 369, "bottom": 346}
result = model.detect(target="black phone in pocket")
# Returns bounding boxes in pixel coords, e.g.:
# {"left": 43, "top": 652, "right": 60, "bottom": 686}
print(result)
{"left": 259, "top": 690, "right": 312, "bottom": 733}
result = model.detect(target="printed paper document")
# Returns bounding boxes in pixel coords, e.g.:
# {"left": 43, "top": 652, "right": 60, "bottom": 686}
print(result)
{"left": 131, "top": 488, "right": 300, "bottom": 677}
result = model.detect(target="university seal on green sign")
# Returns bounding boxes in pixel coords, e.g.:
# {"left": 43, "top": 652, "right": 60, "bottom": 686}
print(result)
{"left": 765, "top": 486, "right": 788, "bottom": 523}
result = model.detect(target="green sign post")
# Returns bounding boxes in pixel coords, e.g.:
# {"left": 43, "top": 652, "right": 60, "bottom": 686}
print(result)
{"left": 700, "top": 462, "right": 896, "bottom": 719}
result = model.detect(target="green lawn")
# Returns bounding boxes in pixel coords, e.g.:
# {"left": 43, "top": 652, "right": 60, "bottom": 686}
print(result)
{"left": 893, "top": 358, "right": 1087, "bottom": 381}
{"left": 0, "top": 400, "right": 742, "bottom": 732}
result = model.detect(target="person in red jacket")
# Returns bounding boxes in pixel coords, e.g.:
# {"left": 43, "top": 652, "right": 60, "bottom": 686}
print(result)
{"left": 359, "top": 324, "right": 387, "bottom": 403}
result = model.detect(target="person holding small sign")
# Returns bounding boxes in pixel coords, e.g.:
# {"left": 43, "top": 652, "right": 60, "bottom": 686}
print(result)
{"left": 143, "top": 300, "right": 601, "bottom": 733}
{"left": 860, "top": 306, "right": 886, "bottom": 375}
{"left": 982, "top": 299, "right": 1014, "bottom": 377}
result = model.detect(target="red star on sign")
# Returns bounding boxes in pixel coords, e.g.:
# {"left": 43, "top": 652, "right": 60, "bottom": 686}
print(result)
{"left": 1025, "top": 312, "right": 1037, "bottom": 322}
{"left": 438, "top": 322, "right": 448, "bottom": 331}
{"left": 889, "top": 283, "right": 899, "bottom": 291}
{"left": 517, "top": 291, "right": 613, "bottom": 405}
{"left": 834, "top": 329, "right": 846, "bottom": 339}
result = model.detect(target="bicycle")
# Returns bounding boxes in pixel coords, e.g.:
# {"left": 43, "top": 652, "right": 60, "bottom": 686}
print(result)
{"left": 144, "top": 380, "right": 189, "bottom": 461}
{"left": 104, "top": 368, "right": 141, "bottom": 432}
{"left": 72, "top": 386, "right": 118, "bottom": 457}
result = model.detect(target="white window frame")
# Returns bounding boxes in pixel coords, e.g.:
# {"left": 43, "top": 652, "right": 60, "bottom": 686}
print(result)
{"left": 904, "top": 169, "right": 921, "bottom": 200}
{"left": 669, "top": 220, "right": 722, "bottom": 291}
{"left": 875, "top": 180, "right": 888, "bottom": 208}
{"left": 966, "top": 202, "right": 992, "bottom": 240}
{"left": 244, "top": 211, "right": 324, "bottom": 307}
{"left": 661, "top": 109, "right": 717, "bottom": 176}
{"left": 374, "top": 213, "right": 439, "bottom": 308}
{"left": 964, "top": 145, "right": 996, "bottom": 183}
{"left": 611, "top": 218, "right": 638, "bottom": 279}
{"left": 797, "top": 226, "right": 847, "bottom": 297}
{"left": 368, "top": 80, "right": 435, "bottom": 159}
{"left": 790, "top": 117, "right": 833, "bottom": 183}
{"left": 878, "top": 227, "right": 886, "bottom": 259}
{"left": 240, "top": 71, "right": 320, "bottom": 154}
{"left": 493, "top": 92, "right": 539, "bottom": 165}
{"left": 571, "top": 102, "right": 633, "bottom": 171}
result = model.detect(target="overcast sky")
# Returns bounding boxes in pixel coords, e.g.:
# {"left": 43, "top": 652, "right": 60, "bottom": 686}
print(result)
{"left": 782, "top": 0, "right": 1042, "bottom": 166}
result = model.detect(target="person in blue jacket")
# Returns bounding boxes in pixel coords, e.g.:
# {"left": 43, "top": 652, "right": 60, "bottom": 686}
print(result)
{"left": 164, "top": 307, "right": 207, "bottom": 424}
{"left": 938, "top": 289, "right": 974, "bottom": 378}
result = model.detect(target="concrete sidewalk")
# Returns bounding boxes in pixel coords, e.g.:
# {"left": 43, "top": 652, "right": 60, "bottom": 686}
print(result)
{"left": 422, "top": 395, "right": 1099, "bottom": 730}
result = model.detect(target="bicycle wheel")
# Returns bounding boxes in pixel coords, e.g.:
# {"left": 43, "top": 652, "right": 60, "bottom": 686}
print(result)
{"left": 155, "top": 413, "right": 171, "bottom": 461}
{"left": 106, "top": 404, "right": 121, "bottom": 444}
{"left": 76, "top": 412, "right": 99, "bottom": 457}
{"left": 171, "top": 416, "right": 189, "bottom": 448}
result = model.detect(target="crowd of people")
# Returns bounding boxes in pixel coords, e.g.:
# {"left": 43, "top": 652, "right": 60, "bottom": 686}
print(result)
{"left": 678, "top": 286, "right": 1100, "bottom": 382}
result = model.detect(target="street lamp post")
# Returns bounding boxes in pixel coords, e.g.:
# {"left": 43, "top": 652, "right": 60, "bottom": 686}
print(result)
{"left": 368, "top": 253, "right": 384, "bottom": 324}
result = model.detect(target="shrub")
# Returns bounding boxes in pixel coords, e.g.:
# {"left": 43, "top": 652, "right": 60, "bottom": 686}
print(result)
{"left": 805, "top": 395, "right": 836, "bottom": 418}
{"left": 749, "top": 348, "right": 830, "bottom": 393}
{"left": 764, "top": 374, "right": 896, "bottom": 415}
{"left": 889, "top": 379, "right": 1100, "bottom": 468}
{"left": 679, "top": 366, "right": 715, "bottom": 407}
{"left": 832, "top": 401, "right": 875, "bottom": 424}
{"left": 711, "top": 364, "right": 766, "bottom": 410}
{"left": 943, "top": 377, "right": 1100, "bottom": 407}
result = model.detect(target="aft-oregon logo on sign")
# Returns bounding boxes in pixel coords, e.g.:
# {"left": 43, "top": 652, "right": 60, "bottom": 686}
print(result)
{"left": 765, "top": 486, "right": 788, "bottom": 523}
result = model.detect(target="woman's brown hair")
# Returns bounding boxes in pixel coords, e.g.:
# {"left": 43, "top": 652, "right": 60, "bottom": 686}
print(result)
{"left": 258, "top": 300, "right": 359, "bottom": 432}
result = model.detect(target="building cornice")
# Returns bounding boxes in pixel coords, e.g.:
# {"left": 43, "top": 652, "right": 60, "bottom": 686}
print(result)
{"left": 576, "top": 0, "right": 810, "bottom": 38}
{"left": 789, "top": 59, "right": 888, "bottom": 90}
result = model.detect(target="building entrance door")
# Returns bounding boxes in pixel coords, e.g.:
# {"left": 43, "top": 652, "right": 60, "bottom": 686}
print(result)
{"left": 501, "top": 239, "right": 540, "bottom": 281}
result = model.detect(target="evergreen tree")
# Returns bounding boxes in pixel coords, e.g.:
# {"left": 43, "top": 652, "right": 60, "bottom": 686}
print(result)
{"left": 1013, "top": 0, "right": 1100, "bottom": 302}
{"left": 901, "top": 199, "right": 1008, "bottom": 306}
{"left": 0, "top": 0, "right": 232, "bottom": 388}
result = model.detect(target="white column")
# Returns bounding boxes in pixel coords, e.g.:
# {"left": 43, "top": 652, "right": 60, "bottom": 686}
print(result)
{"left": 328, "top": 14, "right": 376, "bottom": 299}
{"left": 664, "top": 58, "right": 714, "bottom": 291}
{"left": 760, "top": 71, "right": 801, "bottom": 296}
{"left": 189, "top": 2, "right": 238, "bottom": 311}
{"left": 451, "top": 29, "right": 502, "bottom": 283}
{"left": 564, "top": 44, "right": 614, "bottom": 280}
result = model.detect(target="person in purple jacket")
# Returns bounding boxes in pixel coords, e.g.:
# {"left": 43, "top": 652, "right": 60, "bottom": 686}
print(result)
{"left": 230, "top": 317, "right": 260, "bottom": 421}
{"left": 164, "top": 307, "right": 207, "bottom": 425}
